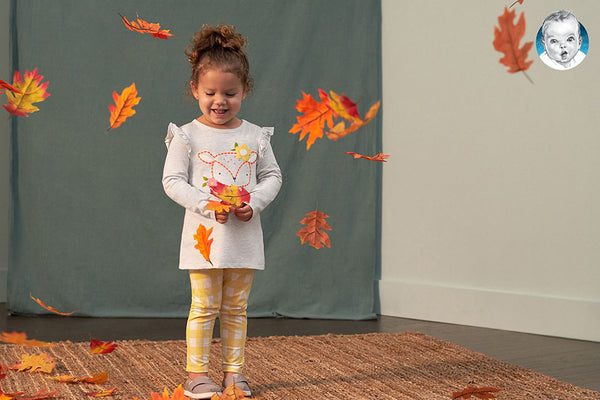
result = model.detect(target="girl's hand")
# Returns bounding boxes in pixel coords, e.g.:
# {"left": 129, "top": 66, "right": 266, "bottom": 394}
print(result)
{"left": 232, "top": 203, "right": 253, "bottom": 222}
{"left": 215, "top": 209, "right": 229, "bottom": 224}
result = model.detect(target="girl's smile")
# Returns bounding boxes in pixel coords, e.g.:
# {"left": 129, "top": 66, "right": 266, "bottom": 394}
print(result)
{"left": 191, "top": 68, "right": 247, "bottom": 129}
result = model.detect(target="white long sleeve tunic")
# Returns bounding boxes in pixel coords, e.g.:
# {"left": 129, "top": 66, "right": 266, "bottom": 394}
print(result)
{"left": 162, "top": 119, "right": 282, "bottom": 270}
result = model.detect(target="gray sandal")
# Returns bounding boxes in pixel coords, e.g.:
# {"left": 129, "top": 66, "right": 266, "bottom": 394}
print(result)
{"left": 183, "top": 376, "right": 222, "bottom": 399}
{"left": 222, "top": 373, "right": 252, "bottom": 397}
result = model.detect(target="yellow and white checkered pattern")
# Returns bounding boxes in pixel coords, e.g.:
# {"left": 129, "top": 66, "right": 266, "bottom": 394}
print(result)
{"left": 186, "top": 269, "right": 254, "bottom": 373}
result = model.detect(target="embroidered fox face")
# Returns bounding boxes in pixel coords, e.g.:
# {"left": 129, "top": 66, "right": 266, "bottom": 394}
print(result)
{"left": 198, "top": 143, "right": 257, "bottom": 188}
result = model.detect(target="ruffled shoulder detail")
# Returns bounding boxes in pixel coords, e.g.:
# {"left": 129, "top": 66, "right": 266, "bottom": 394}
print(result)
{"left": 165, "top": 122, "right": 191, "bottom": 154}
{"left": 258, "top": 126, "right": 274, "bottom": 157}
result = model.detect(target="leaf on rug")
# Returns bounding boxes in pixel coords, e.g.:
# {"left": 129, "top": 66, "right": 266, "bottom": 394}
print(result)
{"left": 453, "top": 386, "right": 501, "bottom": 399}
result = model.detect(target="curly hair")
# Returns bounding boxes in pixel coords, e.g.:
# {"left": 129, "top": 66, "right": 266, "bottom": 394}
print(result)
{"left": 185, "top": 24, "right": 253, "bottom": 96}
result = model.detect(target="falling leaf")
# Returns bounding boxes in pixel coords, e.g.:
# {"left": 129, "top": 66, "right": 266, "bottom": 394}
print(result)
{"left": 289, "top": 90, "right": 336, "bottom": 150}
{"left": 211, "top": 383, "right": 248, "bottom": 400}
{"left": 30, "top": 294, "right": 76, "bottom": 316}
{"left": 85, "top": 388, "right": 117, "bottom": 397}
{"left": 509, "top": 0, "right": 524, "bottom": 8}
{"left": 290, "top": 89, "right": 380, "bottom": 149}
{"left": 0, "top": 79, "right": 23, "bottom": 94}
{"left": 2, "top": 68, "right": 50, "bottom": 117}
{"left": 345, "top": 152, "right": 389, "bottom": 162}
{"left": 0, "top": 332, "right": 54, "bottom": 347}
{"left": 453, "top": 386, "right": 501, "bottom": 400}
{"left": 90, "top": 337, "right": 118, "bottom": 354}
{"left": 325, "top": 101, "right": 381, "bottom": 142}
{"left": 6, "top": 389, "right": 58, "bottom": 400}
{"left": 493, "top": 7, "right": 534, "bottom": 82}
{"left": 9, "top": 354, "right": 55, "bottom": 374}
{"left": 297, "top": 208, "right": 332, "bottom": 249}
{"left": 107, "top": 82, "right": 141, "bottom": 131}
{"left": 48, "top": 371, "right": 109, "bottom": 384}
{"left": 120, "top": 14, "right": 174, "bottom": 39}
{"left": 194, "top": 224, "right": 214, "bottom": 265}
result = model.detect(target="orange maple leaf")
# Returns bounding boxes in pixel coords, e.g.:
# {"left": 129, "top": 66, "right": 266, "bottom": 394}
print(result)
{"left": 493, "top": 7, "right": 534, "bottom": 82}
{"left": 345, "top": 152, "right": 389, "bottom": 162}
{"left": 9, "top": 354, "right": 55, "bottom": 374}
{"left": 107, "top": 82, "right": 141, "bottom": 131}
{"left": 48, "top": 371, "right": 109, "bottom": 384}
{"left": 89, "top": 337, "right": 118, "bottom": 354}
{"left": 297, "top": 208, "right": 332, "bottom": 249}
{"left": 289, "top": 90, "right": 336, "bottom": 150}
{"left": 120, "top": 14, "right": 174, "bottom": 39}
{"left": 0, "top": 332, "right": 54, "bottom": 347}
{"left": 2, "top": 68, "right": 50, "bottom": 117}
{"left": 30, "top": 294, "right": 76, "bottom": 316}
{"left": 194, "top": 224, "right": 214, "bottom": 265}
{"left": 84, "top": 388, "right": 117, "bottom": 397}
{"left": 206, "top": 200, "right": 231, "bottom": 213}
{"left": 453, "top": 386, "right": 501, "bottom": 400}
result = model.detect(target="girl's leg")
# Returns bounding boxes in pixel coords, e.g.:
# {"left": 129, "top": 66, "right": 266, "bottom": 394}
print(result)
{"left": 187, "top": 269, "right": 223, "bottom": 376}
{"left": 219, "top": 268, "right": 254, "bottom": 375}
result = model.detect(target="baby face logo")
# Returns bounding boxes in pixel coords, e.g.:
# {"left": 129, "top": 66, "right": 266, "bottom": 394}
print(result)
{"left": 198, "top": 143, "right": 257, "bottom": 188}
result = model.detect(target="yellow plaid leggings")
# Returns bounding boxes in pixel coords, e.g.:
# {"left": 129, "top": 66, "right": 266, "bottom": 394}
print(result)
{"left": 186, "top": 268, "right": 254, "bottom": 373}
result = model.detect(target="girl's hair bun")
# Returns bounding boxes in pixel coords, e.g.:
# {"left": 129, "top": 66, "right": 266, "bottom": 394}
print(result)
{"left": 185, "top": 24, "right": 252, "bottom": 96}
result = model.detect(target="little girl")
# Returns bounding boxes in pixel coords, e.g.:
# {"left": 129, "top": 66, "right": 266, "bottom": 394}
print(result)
{"left": 162, "top": 25, "right": 282, "bottom": 399}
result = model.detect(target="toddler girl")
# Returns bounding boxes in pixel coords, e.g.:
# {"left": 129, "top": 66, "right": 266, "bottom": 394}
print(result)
{"left": 162, "top": 24, "right": 282, "bottom": 399}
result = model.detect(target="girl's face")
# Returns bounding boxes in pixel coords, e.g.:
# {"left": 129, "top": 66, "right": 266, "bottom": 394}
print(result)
{"left": 192, "top": 68, "right": 247, "bottom": 129}
{"left": 542, "top": 18, "right": 582, "bottom": 64}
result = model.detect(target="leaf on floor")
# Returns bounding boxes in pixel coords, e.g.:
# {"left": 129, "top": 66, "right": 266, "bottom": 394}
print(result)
{"left": 452, "top": 386, "right": 501, "bottom": 399}
{"left": 48, "top": 371, "right": 109, "bottom": 384}
{"left": 90, "top": 337, "right": 118, "bottom": 354}
{"left": 0, "top": 332, "right": 54, "bottom": 347}
{"left": 9, "top": 354, "right": 55, "bottom": 374}
{"left": 3, "top": 389, "right": 59, "bottom": 400}
{"left": 84, "top": 388, "right": 117, "bottom": 397}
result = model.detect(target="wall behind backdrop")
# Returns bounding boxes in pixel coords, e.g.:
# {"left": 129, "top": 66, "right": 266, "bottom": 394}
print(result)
{"left": 7, "top": 0, "right": 382, "bottom": 319}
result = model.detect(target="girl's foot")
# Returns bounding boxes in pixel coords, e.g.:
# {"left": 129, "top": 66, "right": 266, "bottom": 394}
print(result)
{"left": 183, "top": 376, "right": 222, "bottom": 399}
{"left": 222, "top": 373, "right": 252, "bottom": 397}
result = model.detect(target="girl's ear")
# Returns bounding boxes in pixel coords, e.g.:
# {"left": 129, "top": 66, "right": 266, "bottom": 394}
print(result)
{"left": 190, "top": 81, "right": 199, "bottom": 99}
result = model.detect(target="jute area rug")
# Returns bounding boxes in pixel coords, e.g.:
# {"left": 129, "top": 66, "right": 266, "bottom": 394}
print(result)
{"left": 1, "top": 332, "right": 598, "bottom": 400}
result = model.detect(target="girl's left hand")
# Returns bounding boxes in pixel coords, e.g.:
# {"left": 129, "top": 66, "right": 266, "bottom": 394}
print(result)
{"left": 232, "top": 203, "right": 253, "bottom": 222}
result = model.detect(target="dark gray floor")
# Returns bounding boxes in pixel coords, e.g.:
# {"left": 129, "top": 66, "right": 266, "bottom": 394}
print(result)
{"left": 1, "top": 303, "right": 598, "bottom": 392}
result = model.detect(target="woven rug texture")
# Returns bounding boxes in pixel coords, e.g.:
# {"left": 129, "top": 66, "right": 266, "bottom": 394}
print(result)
{"left": 1, "top": 332, "right": 598, "bottom": 400}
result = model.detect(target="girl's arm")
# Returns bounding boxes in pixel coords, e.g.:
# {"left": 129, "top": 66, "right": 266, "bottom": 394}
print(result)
{"left": 247, "top": 139, "right": 282, "bottom": 215}
{"left": 162, "top": 133, "right": 212, "bottom": 218}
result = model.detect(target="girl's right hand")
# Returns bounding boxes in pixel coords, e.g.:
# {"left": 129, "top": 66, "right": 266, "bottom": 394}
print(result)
{"left": 215, "top": 210, "right": 229, "bottom": 224}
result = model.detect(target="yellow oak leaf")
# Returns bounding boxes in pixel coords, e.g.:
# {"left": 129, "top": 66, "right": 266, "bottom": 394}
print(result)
{"left": 193, "top": 224, "right": 214, "bottom": 265}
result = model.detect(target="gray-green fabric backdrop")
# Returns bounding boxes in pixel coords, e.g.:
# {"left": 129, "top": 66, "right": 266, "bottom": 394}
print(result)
{"left": 7, "top": 0, "right": 382, "bottom": 319}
